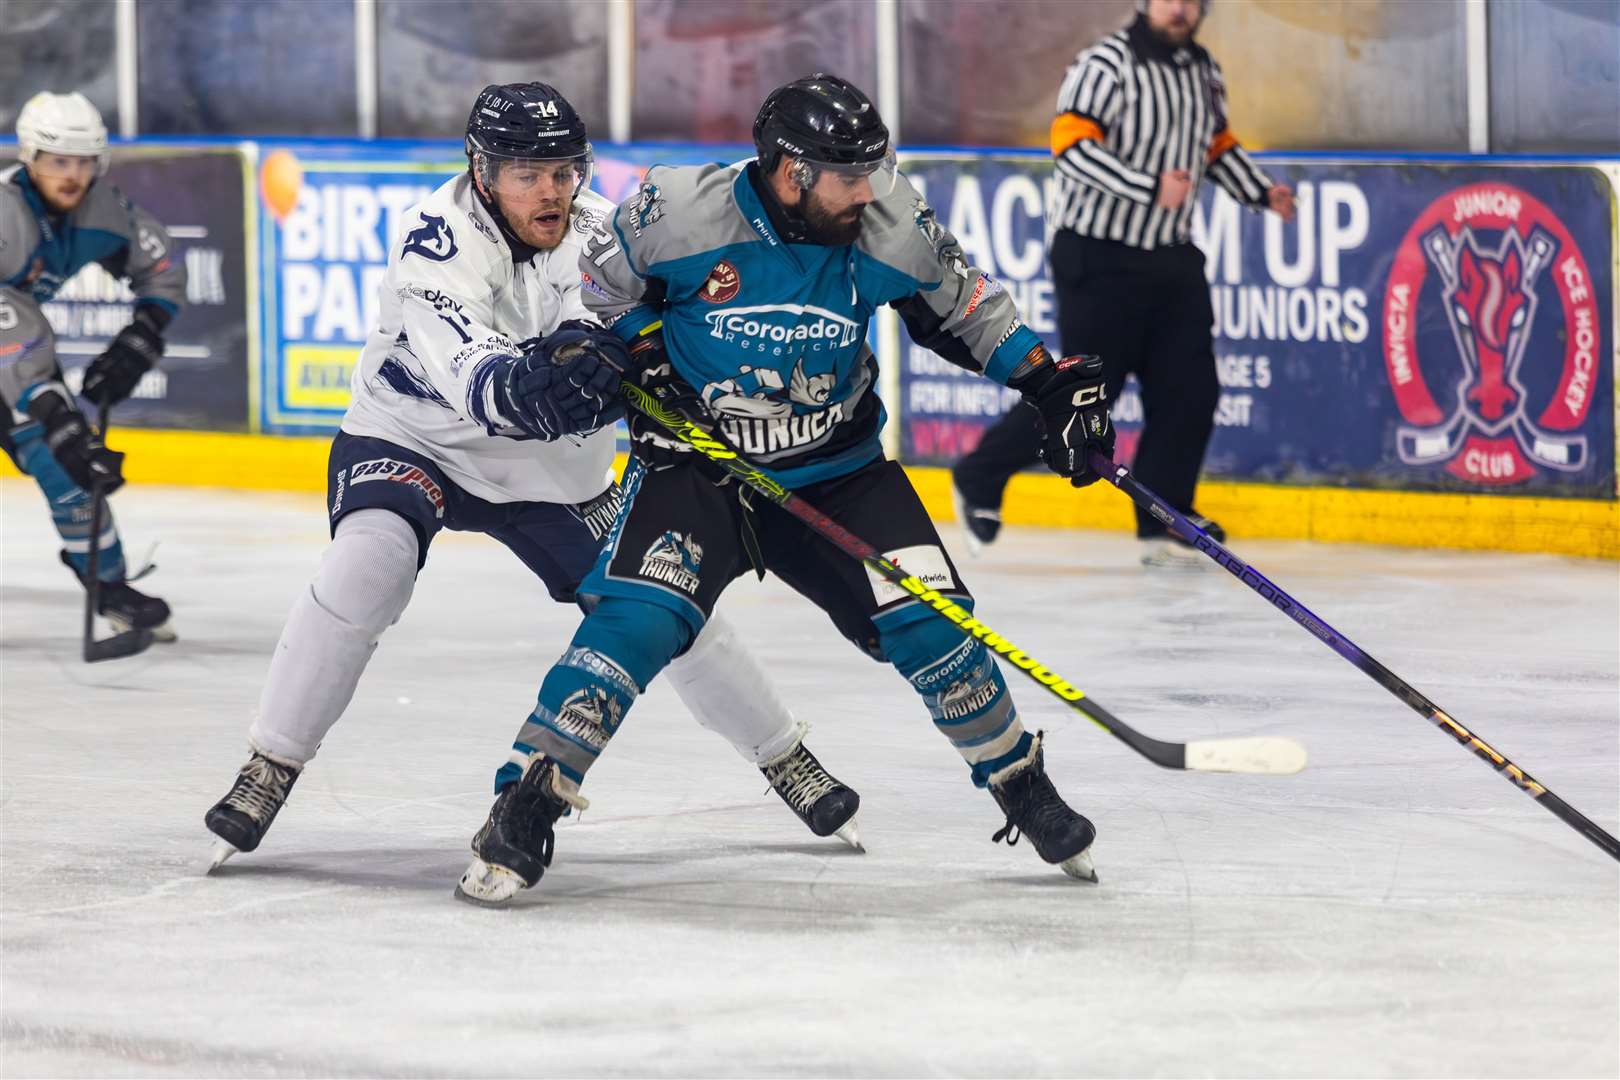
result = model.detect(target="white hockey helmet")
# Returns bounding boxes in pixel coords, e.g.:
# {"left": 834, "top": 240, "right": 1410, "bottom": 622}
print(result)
{"left": 17, "top": 91, "right": 110, "bottom": 175}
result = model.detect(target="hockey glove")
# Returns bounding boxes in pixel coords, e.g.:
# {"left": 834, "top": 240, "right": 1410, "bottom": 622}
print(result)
{"left": 83, "top": 308, "right": 165, "bottom": 407}
{"left": 622, "top": 329, "right": 712, "bottom": 474}
{"left": 1015, "top": 352, "right": 1115, "bottom": 488}
{"left": 494, "top": 327, "right": 628, "bottom": 440}
{"left": 26, "top": 393, "right": 126, "bottom": 493}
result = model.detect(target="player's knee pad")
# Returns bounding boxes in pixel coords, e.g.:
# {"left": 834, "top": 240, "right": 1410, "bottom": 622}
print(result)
{"left": 881, "top": 614, "right": 1029, "bottom": 788}
{"left": 498, "top": 598, "right": 692, "bottom": 791}
{"left": 313, "top": 509, "right": 419, "bottom": 636}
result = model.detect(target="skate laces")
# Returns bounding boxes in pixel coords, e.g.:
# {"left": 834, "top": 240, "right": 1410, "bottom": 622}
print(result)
{"left": 223, "top": 756, "right": 296, "bottom": 823}
{"left": 763, "top": 748, "right": 837, "bottom": 813}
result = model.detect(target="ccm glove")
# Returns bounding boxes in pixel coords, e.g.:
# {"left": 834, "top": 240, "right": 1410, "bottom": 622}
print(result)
{"left": 1015, "top": 352, "right": 1115, "bottom": 488}
{"left": 494, "top": 327, "right": 628, "bottom": 440}
{"left": 83, "top": 307, "right": 165, "bottom": 407}
{"left": 25, "top": 393, "right": 126, "bottom": 493}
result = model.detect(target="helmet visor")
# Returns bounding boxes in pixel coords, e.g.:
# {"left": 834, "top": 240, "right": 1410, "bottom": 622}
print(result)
{"left": 807, "top": 146, "right": 897, "bottom": 198}
{"left": 29, "top": 150, "right": 107, "bottom": 181}
{"left": 481, "top": 150, "right": 593, "bottom": 200}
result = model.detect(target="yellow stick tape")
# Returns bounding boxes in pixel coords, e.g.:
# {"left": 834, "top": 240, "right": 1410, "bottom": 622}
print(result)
{"left": 3, "top": 429, "right": 1613, "bottom": 558}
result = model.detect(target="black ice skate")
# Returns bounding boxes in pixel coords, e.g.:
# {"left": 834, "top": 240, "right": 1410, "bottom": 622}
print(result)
{"left": 950, "top": 480, "right": 1002, "bottom": 557}
{"left": 60, "top": 550, "right": 176, "bottom": 641}
{"left": 455, "top": 755, "right": 584, "bottom": 907}
{"left": 988, "top": 733, "right": 1097, "bottom": 882}
{"left": 1139, "top": 513, "right": 1226, "bottom": 570}
{"left": 205, "top": 750, "right": 302, "bottom": 871}
{"left": 761, "top": 741, "right": 863, "bottom": 851}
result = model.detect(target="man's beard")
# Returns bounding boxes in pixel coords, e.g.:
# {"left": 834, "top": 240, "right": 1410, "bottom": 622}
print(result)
{"left": 1148, "top": 18, "right": 1197, "bottom": 47}
{"left": 801, "top": 190, "right": 864, "bottom": 246}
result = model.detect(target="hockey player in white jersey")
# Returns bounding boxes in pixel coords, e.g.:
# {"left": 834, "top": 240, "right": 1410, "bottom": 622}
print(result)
{"left": 204, "top": 83, "right": 860, "bottom": 868}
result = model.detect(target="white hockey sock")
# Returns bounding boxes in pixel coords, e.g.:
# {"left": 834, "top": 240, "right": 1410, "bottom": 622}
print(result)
{"left": 248, "top": 509, "right": 419, "bottom": 764}
{"left": 664, "top": 611, "right": 802, "bottom": 766}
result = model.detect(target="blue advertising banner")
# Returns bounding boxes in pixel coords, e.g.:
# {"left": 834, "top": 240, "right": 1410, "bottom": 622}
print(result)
{"left": 893, "top": 155, "right": 1616, "bottom": 499}
{"left": 254, "top": 143, "right": 737, "bottom": 434}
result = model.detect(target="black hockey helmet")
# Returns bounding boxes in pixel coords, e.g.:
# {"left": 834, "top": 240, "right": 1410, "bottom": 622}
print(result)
{"left": 465, "top": 82, "right": 593, "bottom": 194}
{"left": 753, "top": 73, "right": 894, "bottom": 192}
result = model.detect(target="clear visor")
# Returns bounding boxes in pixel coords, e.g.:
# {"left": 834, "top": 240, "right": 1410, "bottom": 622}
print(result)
{"left": 28, "top": 150, "right": 107, "bottom": 182}
{"left": 481, "top": 152, "right": 593, "bottom": 200}
{"left": 809, "top": 146, "right": 897, "bottom": 197}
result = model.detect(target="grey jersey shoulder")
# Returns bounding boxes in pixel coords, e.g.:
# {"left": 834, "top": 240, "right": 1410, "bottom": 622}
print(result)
{"left": 855, "top": 169, "right": 965, "bottom": 288}
{"left": 0, "top": 169, "right": 40, "bottom": 284}
{"left": 614, "top": 162, "right": 758, "bottom": 275}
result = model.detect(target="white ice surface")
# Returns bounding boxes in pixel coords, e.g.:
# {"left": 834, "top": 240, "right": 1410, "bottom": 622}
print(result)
{"left": 2, "top": 479, "right": 1617, "bottom": 1078}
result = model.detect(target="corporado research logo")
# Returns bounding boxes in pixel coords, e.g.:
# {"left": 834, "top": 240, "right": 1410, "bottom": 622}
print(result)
{"left": 1382, "top": 182, "right": 1600, "bottom": 485}
{"left": 704, "top": 304, "right": 863, "bottom": 350}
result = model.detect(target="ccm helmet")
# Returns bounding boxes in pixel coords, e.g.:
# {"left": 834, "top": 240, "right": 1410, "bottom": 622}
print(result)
{"left": 753, "top": 74, "right": 894, "bottom": 193}
{"left": 16, "top": 91, "right": 109, "bottom": 176}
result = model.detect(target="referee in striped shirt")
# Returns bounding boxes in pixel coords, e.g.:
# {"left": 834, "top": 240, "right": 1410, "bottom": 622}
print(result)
{"left": 953, "top": 0, "right": 1295, "bottom": 566}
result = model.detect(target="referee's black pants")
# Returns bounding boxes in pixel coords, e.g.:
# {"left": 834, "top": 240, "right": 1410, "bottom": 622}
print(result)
{"left": 953, "top": 231, "right": 1218, "bottom": 539}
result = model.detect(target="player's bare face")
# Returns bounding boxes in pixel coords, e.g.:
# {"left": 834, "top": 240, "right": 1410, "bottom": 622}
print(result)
{"left": 28, "top": 153, "right": 99, "bottom": 213}
{"left": 802, "top": 171, "right": 874, "bottom": 246}
{"left": 489, "top": 160, "right": 579, "bottom": 250}
{"left": 1146, "top": 0, "right": 1202, "bottom": 45}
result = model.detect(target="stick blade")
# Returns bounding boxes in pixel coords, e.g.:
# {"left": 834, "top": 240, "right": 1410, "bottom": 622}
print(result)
{"left": 1184, "top": 736, "right": 1308, "bottom": 775}
{"left": 84, "top": 628, "right": 155, "bottom": 663}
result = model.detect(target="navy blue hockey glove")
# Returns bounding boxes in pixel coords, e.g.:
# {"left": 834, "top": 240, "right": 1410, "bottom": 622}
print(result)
{"left": 1015, "top": 351, "right": 1115, "bottom": 488}
{"left": 83, "top": 308, "right": 165, "bottom": 408}
{"left": 494, "top": 327, "right": 628, "bottom": 440}
{"left": 25, "top": 393, "right": 126, "bottom": 493}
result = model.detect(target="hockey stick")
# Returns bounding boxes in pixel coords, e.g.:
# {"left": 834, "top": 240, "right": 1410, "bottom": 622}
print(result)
{"left": 1089, "top": 450, "right": 1620, "bottom": 861}
{"left": 613, "top": 378, "right": 1305, "bottom": 775}
{"left": 82, "top": 401, "right": 154, "bottom": 663}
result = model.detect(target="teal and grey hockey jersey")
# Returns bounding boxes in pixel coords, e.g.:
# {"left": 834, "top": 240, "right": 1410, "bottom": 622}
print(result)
{"left": 578, "top": 161, "right": 1044, "bottom": 487}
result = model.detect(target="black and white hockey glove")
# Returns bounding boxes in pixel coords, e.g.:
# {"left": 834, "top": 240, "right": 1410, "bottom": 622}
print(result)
{"left": 1014, "top": 351, "right": 1115, "bottom": 488}
{"left": 83, "top": 306, "right": 165, "bottom": 408}
{"left": 494, "top": 327, "right": 628, "bottom": 440}
{"left": 26, "top": 393, "right": 126, "bottom": 493}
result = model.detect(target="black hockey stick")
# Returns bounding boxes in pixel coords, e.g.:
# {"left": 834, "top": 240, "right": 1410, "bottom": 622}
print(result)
{"left": 611, "top": 376, "right": 1305, "bottom": 775}
{"left": 82, "top": 401, "right": 153, "bottom": 663}
{"left": 1089, "top": 450, "right": 1620, "bottom": 861}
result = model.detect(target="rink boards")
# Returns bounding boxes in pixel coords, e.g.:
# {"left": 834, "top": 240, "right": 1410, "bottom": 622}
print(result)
{"left": 1, "top": 138, "right": 1615, "bottom": 557}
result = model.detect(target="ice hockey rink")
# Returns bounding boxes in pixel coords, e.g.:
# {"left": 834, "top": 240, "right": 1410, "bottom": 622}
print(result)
{"left": 2, "top": 480, "right": 1615, "bottom": 1077}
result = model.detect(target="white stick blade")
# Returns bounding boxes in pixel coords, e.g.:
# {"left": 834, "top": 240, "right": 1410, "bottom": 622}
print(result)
{"left": 1184, "top": 737, "right": 1308, "bottom": 775}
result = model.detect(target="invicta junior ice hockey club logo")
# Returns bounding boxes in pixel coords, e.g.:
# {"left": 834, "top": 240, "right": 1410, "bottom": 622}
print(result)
{"left": 640, "top": 530, "right": 703, "bottom": 594}
{"left": 1383, "top": 182, "right": 1600, "bottom": 485}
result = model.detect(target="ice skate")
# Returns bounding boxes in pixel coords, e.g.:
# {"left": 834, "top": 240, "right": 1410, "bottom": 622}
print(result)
{"left": 987, "top": 733, "right": 1097, "bottom": 882}
{"left": 1139, "top": 515, "right": 1224, "bottom": 570}
{"left": 455, "top": 754, "right": 584, "bottom": 907}
{"left": 204, "top": 750, "right": 302, "bottom": 871}
{"left": 61, "top": 550, "right": 177, "bottom": 641}
{"left": 761, "top": 740, "right": 863, "bottom": 851}
{"left": 951, "top": 481, "right": 1002, "bottom": 557}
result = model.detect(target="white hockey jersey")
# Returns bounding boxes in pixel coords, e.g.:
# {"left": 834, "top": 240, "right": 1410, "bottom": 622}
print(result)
{"left": 340, "top": 174, "right": 616, "bottom": 504}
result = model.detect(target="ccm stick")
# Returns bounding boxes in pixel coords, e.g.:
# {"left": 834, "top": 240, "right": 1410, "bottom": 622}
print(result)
{"left": 1090, "top": 449, "right": 1620, "bottom": 861}
{"left": 613, "top": 377, "right": 1305, "bottom": 776}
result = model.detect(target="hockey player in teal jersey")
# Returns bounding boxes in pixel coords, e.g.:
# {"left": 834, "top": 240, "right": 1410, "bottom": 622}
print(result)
{"left": 457, "top": 74, "right": 1116, "bottom": 905}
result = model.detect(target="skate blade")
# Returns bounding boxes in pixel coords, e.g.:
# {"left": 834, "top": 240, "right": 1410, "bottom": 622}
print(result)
{"left": 1059, "top": 846, "right": 1099, "bottom": 883}
{"left": 1139, "top": 541, "right": 1205, "bottom": 571}
{"left": 106, "top": 614, "right": 178, "bottom": 642}
{"left": 833, "top": 816, "right": 865, "bottom": 853}
{"left": 951, "top": 488, "right": 985, "bottom": 558}
{"left": 207, "top": 840, "right": 238, "bottom": 874}
{"left": 453, "top": 858, "right": 527, "bottom": 907}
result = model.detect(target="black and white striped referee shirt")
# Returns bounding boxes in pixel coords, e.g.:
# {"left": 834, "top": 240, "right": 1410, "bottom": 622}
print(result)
{"left": 1047, "top": 12, "right": 1273, "bottom": 250}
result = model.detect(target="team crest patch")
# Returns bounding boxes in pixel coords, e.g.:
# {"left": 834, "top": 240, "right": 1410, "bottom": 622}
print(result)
{"left": 639, "top": 530, "right": 703, "bottom": 594}
{"left": 630, "top": 182, "right": 664, "bottom": 237}
{"left": 699, "top": 260, "right": 741, "bottom": 303}
{"left": 551, "top": 686, "right": 623, "bottom": 750}
{"left": 402, "top": 212, "right": 458, "bottom": 262}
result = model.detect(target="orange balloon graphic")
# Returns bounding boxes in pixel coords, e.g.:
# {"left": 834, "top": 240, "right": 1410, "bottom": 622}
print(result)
{"left": 260, "top": 150, "right": 303, "bottom": 223}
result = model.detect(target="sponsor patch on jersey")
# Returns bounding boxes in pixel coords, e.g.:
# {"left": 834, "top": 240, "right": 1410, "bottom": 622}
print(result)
{"left": 469, "top": 209, "right": 499, "bottom": 245}
{"left": 347, "top": 457, "right": 446, "bottom": 518}
{"left": 580, "top": 271, "right": 610, "bottom": 300}
{"left": 962, "top": 274, "right": 1002, "bottom": 317}
{"left": 703, "top": 303, "right": 862, "bottom": 351}
{"left": 866, "top": 544, "right": 955, "bottom": 608}
{"left": 639, "top": 530, "right": 703, "bottom": 594}
{"left": 699, "top": 260, "right": 741, "bottom": 304}
{"left": 402, "top": 212, "right": 458, "bottom": 262}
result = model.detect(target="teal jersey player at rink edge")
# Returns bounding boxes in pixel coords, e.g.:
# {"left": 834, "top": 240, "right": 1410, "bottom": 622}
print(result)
{"left": 0, "top": 91, "right": 185, "bottom": 641}
{"left": 456, "top": 74, "right": 1119, "bottom": 906}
